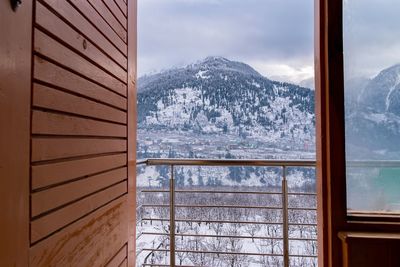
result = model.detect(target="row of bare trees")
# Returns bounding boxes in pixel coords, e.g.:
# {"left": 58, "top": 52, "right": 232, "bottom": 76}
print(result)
{"left": 137, "top": 186, "right": 317, "bottom": 266}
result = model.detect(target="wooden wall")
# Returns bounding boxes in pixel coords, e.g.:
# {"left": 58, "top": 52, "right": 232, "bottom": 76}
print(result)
{"left": 1, "top": 0, "right": 136, "bottom": 266}
{"left": 30, "top": 0, "right": 135, "bottom": 266}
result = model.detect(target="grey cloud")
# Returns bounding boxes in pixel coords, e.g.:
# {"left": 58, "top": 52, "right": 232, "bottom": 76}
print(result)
{"left": 138, "top": 0, "right": 314, "bottom": 78}
{"left": 344, "top": 0, "right": 400, "bottom": 79}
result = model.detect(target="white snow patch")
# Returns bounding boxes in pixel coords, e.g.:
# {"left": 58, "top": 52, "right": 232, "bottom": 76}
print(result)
{"left": 137, "top": 166, "right": 160, "bottom": 187}
{"left": 365, "top": 112, "right": 387, "bottom": 124}
{"left": 195, "top": 70, "right": 211, "bottom": 79}
{"left": 247, "top": 80, "right": 261, "bottom": 88}
{"left": 385, "top": 74, "right": 400, "bottom": 111}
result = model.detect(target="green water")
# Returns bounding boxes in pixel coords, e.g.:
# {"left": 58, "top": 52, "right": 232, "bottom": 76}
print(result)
{"left": 347, "top": 167, "right": 400, "bottom": 211}
{"left": 374, "top": 168, "right": 400, "bottom": 203}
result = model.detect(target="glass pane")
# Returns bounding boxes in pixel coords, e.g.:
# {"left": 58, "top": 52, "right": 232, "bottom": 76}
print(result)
{"left": 344, "top": 0, "right": 400, "bottom": 213}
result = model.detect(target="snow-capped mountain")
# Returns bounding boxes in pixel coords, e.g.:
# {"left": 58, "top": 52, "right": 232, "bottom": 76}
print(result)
{"left": 358, "top": 64, "right": 400, "bottom": 114}
{"left": 346, "top": 64, "right": 400, "bottom": 158}
{"left": 138, "top": 57, "right": 315, "bottom": 147}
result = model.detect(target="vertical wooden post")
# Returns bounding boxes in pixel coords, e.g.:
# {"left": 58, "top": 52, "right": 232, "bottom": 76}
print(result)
{"left": 128, "top": 0, "right": 138, "bottom": 266}
{"left": 282, "top": 166, "right": 289, "bottom": 267}
{"left": 315, "top": 0, "right": 347, "bottom": 266}
{"left": 0, "top": 1, "right": 32, "bottom": 266}
{"left": 170, "top": 165, "right": 176, "bottom": 266}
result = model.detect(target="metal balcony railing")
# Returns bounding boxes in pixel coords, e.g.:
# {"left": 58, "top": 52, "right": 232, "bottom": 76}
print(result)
{"left": 136, "top": 158, "right": 317, "bottom": 267}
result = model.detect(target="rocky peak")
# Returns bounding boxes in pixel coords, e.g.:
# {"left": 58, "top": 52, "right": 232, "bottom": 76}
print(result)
{"left": 190, "top": 56, "right": 262, "bottom": 77}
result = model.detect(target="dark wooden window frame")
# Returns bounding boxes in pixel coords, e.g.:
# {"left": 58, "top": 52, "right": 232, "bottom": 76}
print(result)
{"left": 316, "top": 0, "right": 400, "bottom": 266}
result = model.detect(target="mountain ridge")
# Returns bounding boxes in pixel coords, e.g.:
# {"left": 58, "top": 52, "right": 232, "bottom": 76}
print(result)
{"left": 137, "top": 57, "right": 315, "bottom": 151}
{"left": 346, "top": 63, "right": 400, "bottom": 158}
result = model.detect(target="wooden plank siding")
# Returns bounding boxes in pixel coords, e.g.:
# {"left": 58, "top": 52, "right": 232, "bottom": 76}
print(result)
{"left": 119, "top": 259, "right": 129, "bottom": 267}
{"left": 32, "top": 110, "right": 127, "bottom": 137}
{"left": 39, "top": 0, "right": 127, "bottom": 68}
{"left": 88, "top": 0, "right": 127, "bottom": 43}
{"left": 31, "top": 181, "right": 127, "bottom": 243}
{"left": 102, "top": 0, "right": 128, "bottom": 30}
{"left": 34, "top": 57, "right": 127, "bottom": 110}
{"left": 68, "top": 0, "right": 127, "bottom": 55}
{"left": 35, "top": 2, "right": 127, "bottom": 82}
{"left": 31, "top": 138, "right": 127, "bottom": 162}
{"left": 106, "top": 244, "right": 128, "bottom": 267}
{"left": 32, "top": 153, "right": 127, "bottom": 190}
{"left": 34, "top": 29, "right": 127, "bottom": 96}
{"left": 29, "top": 0, "right": 134, "bottom": 266}
{"left": 31, "top": 167, "right": 127, "bottom": 217}
{"left": 115, "top": 0, "right": 128, "bottom": 17}
{"left": 30, "top": 196, "right": 129, "bottom": 266}
{"left": 32, "top": 83, "right": 127, "bottom": 124}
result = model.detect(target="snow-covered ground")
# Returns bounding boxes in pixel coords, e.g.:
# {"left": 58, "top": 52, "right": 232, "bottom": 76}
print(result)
{"left": 136, "top": 129, "right": 317, "bottom": 266}
{"left": 136, "top": 171, "right": 317, "bottom": 267}
{"left": 137, "top": 219, "right": 317, "bottom": 266}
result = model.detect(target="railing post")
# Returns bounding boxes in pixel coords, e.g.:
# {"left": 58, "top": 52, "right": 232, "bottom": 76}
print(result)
{"left": 282, "top": 166, "right": 289, "bottom": 267}
{"left": 169, "top": 165, "right": 176, "bottom": 267}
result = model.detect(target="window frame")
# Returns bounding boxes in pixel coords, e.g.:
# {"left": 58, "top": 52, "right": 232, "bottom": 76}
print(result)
{"left": 316, "top": 0, "right": 400, "bottom": 266}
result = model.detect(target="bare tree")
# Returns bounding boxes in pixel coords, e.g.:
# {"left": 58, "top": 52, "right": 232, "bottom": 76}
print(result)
{"left": 244, "top": 223, "right": 261, "bottom": 242}
{"left": 256, "top": 239, "right": 282, "bottom": 267}
{"left": 221, "top": 223, "right": 248, "bottom": 267}
{"left": 206, "top": 237, "right": 224, "bottom": 266}
{"left": 187, "top": 233, "right": 210, "bottom": 266}
{"left": 175, "top": 237, "right": 188, "bottom": 265}
{"left": 304, "top": 240, "right": 318, "bottom": 267}
{"left": 211, "top": 222, "right": 224, "bottom": 237}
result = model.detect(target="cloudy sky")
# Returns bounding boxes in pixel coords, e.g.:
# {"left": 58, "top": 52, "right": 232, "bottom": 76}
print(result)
{"left": 138, "top": 0, "right": 314, "bottom": 84}
{"left": 344, "top": 0, "right": 400, "bottom": 80}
